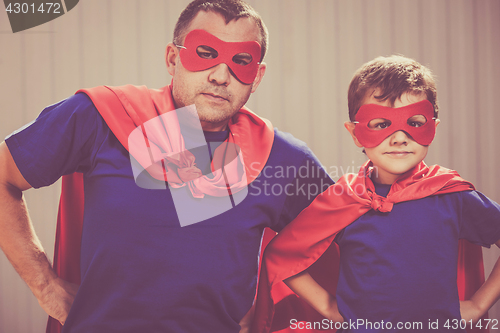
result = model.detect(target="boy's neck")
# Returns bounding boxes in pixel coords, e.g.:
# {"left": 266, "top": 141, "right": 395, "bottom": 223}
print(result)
{"left": 369, "top": 168, "right": 398, "bottom": 185}
{"left": 369, "top": 161, "right": 424, "bottom": 185}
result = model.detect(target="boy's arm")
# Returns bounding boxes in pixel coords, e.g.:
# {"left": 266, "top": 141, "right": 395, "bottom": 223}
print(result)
{"left": 284, "top": 270, "right": 344, "bottom": 323}
{"left": 0, "top": 141, "right": 78, "bottom": 325}
{"left": 460, "top": 239, "right": 500, "bottom": 322}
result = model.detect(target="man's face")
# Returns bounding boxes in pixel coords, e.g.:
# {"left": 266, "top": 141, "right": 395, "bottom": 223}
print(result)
{"left": 166, "top": 11, "right": 266, "bottom": 131}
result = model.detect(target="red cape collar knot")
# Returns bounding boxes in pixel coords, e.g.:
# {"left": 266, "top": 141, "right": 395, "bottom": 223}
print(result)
{"left": 370, "top": 194, "right": 393, "bottom": 212}
{"left": 348, "top": 160, "right": 476, "bottom": 213}
{"left": 76, "top": 85, "right": 274, "bottom": 198}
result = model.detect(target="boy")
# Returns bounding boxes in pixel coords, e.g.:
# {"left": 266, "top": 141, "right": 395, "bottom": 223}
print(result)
{"left": 252, "top": 55, "right": 500, "bottom": 332}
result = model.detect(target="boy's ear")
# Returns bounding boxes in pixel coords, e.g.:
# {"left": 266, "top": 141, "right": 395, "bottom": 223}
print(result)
{"left": 434, "top": 118, "right": 440, "bottom": 129}
{"left": 344, "top": 121, "right": 364, "bottom": 148}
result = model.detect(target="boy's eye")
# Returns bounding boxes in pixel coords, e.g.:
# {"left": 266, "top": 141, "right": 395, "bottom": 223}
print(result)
{"left": 368, "top": 118, "right": 392, "bottom": 130}
{"left": 232, "top": 53, "right": 253, "bottom": 66}
{"left": 407, "top": 115, "right": 427, "bottom": 128}
{"left": 196, "top": 45, "right": 218, "bottom": 59}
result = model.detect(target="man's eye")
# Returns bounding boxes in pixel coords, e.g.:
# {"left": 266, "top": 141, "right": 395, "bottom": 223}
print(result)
{"left": 196, "top": 46, "right": 218, "bottom": 59}
{"left": 232, "top": 53, "right": 252, "bottom": 66}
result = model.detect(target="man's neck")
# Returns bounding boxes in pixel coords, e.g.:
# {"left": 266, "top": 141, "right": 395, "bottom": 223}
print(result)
{"left": 200, "top": 120, "right": 229, "bottom": 132}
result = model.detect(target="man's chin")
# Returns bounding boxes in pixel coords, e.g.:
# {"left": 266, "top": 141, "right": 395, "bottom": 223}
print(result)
{"left": 196, "top": 107, "right": 235, "bottom": 124}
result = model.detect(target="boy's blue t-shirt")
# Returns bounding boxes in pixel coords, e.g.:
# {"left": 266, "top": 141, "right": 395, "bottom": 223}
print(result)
{"left": 335, "top": 181, "right": 500, "bottom": 332}
{"left": 5, "top": 93, "right": 333, "bottom": 333}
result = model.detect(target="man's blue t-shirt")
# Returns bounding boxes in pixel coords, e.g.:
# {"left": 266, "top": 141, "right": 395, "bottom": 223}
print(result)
{"left": 5, "top": 93, "right": 333, "bottom": 333}
{"left": 335, "top": 181, "right": 500, "bottom": 332}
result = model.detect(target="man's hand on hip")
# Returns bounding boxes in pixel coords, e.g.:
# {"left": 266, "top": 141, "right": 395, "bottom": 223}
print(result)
{"left": 36, "top": 276, "right": 79, "bottom": 325}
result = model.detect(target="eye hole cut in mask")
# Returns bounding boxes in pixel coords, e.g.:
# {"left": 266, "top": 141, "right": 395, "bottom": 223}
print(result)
{"left": 176, "top": 29, "right": 262, "bottom": 85}
{"left": 353, "top": 99, "right": 437, "bottom": 148}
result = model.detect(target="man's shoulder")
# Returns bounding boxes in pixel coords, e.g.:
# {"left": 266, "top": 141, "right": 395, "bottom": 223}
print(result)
{"left": 272, "top": 128, "right": 313, "bottom": 157}
{"left": 47, "top": 92, "right": 98, "bottom": 117}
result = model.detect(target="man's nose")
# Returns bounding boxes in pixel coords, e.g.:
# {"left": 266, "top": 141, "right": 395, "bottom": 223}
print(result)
{"left": 208, "top": 63, "right": 231, "bottom": 86}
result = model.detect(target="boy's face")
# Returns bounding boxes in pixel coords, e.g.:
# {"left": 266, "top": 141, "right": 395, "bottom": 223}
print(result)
{"left": 345, "top": 91, "right": 439, "bottom": 185}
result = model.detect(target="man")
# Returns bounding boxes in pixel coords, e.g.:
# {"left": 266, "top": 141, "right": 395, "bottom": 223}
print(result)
{"left": 0, "top": 1, "right": 332, "bottom": 332}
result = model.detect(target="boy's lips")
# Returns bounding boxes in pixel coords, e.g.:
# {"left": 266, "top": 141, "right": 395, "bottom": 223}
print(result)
{"left": 384, "top": 151, "right": 413, "bottom": 157}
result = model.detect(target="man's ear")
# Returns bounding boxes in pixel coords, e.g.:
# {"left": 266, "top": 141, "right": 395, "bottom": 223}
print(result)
{"left": 165, "top": 43, "right": 179, "bottom": 76}
{"left": 344, "top": 121, "right": 364, "bottom": 148}
{"left": 434, "top": 118, "right": 440, "bottom": 129}
{"left": 250, "top": 62, "right": 267, "bottom": 93}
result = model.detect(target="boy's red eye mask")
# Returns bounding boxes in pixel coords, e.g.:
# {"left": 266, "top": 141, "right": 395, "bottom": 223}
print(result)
{"left": 177, "top": 29, "right": 261, "bottom": 84}
{"left": 354, "top": 100, "right": 436, "bottom": 147}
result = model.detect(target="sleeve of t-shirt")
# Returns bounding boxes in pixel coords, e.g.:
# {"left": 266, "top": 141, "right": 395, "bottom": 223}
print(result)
{"left": 459, "top": 190, "right": 500, "bottom": 247}
{"left": 4, "top": 93, "right": 99, "bottom": 189}
{"left": 271, "top": 149, "right": 334, "bottom": 232}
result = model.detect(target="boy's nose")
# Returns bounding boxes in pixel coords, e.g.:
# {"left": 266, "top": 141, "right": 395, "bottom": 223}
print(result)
{"left": 208, "top": 63, "right": 231, "bottom": 86}
{"left": 389, "top": 130, "right": 410, "bottom": 145}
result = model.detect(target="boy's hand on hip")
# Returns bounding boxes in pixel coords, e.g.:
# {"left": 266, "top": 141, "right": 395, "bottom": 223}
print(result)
{"left": 36, "top": 277, "right": 79, "bottom": 325}
{"left": 459, "top": 300, "right": 483, "bottom": 323}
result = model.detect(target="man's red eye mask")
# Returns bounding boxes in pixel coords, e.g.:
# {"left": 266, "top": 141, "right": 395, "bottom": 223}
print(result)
{"left": 178, "top": 29, "right": 261, "bottom": 84}
{"left": 354, "top": 100, "right": 436, "bottom": 147}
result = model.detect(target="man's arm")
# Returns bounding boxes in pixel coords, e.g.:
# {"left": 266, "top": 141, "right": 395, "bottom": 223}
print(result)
{"left": 284, "top": 270, "right": 343, "bottom": 323}
{"left": 0, "top": 141, "right": 78, "bottom": 325}
{"left": 460, "top": 239, "right": 500, "bottom": 322}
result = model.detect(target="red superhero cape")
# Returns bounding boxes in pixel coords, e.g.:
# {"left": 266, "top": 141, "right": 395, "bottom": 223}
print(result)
{"left": 46, "top": 85, "right": 274, "bottom": 333}
{"left": 252, "top": 161, "right": 488, "bottom": 333}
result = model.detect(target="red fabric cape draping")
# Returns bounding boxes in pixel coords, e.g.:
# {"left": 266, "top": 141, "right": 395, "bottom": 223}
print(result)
{"left": 46, "top": 85, "right": 274, "bottom": 333}
{"left": 252, "top": 161, "right": 488, "bottom": 333}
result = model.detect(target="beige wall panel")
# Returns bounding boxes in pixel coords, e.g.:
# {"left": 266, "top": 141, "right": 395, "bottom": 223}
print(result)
{"left": 390, "top": 0, "right": 422, "bottom": 58}
{"left": 22, "top": 23, "right": 54, "bottom": 121}
{"left": 0, "top": 33, "right": 24, "bottom": 134}
{"left": 109, "top": 0, "right": 140, "bottom": 86}
{"left": 49, "top": 8, "right": 81, "bottom": 101}
{"left": 446, "top": 0, "right": 478, "bottom": 182}
{"left": 80, "top": 1, "right": 112, "bottom": 87}
{"left": 275, "top": 1, "right": 312, "bottom": 145}
{"left": 417, "top": 0, "right": 450, "bottom": 166}
{"left": 363, "top": 0, "right": 393, "bottom": 59}
{"left": 139, "top": 0, "right": 172, "bottom": 88}
{"left": 492, "top": 0, "right": 500, "bottom": 202}
{"left": 307, "top": 0, "right": 339, "bottom": 173}
{"left": 474, "top": 0, "right": 497, "bottom": 200}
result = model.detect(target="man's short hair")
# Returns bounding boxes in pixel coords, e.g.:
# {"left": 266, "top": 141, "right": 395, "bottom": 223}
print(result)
{"left": 173, "top": 0, "right": 269, "bottom": 62}
{"left": 347, "top": 55, "right": 438, "bottom": 121}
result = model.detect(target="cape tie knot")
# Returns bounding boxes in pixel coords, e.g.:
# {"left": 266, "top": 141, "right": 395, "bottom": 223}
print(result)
{"left": 177, "top": 165, "right": 203, "bottom": 182}
{"left": 370, "top": 194, "right": 393, "bottom": 213}
{"left": 161, "top": 151, "right": 203, "bottom": 184}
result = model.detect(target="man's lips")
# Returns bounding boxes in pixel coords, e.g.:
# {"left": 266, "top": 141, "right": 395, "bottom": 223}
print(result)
{"left": 201, "top": 92, "right": 229, "bottom": 102}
